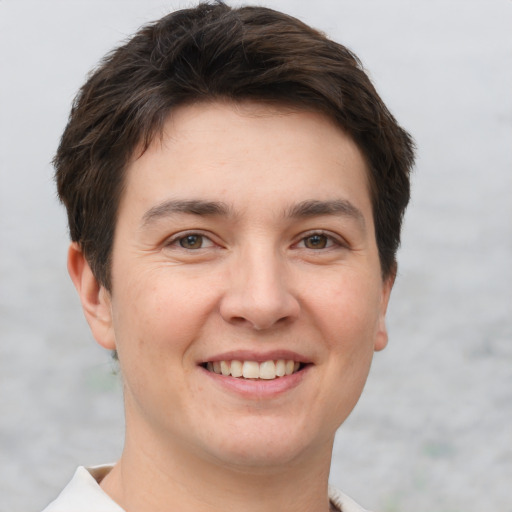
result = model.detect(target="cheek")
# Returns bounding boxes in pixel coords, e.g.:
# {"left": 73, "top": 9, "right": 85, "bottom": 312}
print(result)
{"left": 111, "top": 269, "right": 218, "bottom": 358}
{"left": 310, "top": 273, "right": 382, "bottom": 351}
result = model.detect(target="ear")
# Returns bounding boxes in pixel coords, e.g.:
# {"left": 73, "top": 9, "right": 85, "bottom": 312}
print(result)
{"left": 374, "top": 271, "right": 395, "bottom": 352}
{"left": 67, "top": 242, "right": 116, "bottom": 350}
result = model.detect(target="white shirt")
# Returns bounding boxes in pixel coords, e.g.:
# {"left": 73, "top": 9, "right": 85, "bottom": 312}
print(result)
{"left": 42, "top": 465, "right": 370, "bottom": 512}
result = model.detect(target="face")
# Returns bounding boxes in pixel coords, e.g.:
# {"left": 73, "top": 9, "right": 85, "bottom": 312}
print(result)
{"left": 74, "top": 101, "right": 393, "bottom": 470}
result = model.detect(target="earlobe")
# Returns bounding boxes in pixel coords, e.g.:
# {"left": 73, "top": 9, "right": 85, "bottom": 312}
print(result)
{"left": 374, "top": 273, "right": 395, "bottom": 352}
{"left": 67, "top": 242, "right": 116, "bottom": 350}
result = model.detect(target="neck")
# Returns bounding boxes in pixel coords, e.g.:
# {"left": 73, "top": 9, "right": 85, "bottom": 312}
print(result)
{"left": 101, "top": 424, "right": 334, "bottom": 512}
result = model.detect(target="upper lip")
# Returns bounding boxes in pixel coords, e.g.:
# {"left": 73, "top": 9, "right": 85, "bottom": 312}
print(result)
{"left": 198, "top": 349, "right": 312, "bottom": 364}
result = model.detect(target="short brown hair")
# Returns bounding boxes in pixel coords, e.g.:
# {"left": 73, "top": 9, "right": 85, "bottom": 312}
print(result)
{"left": 55, "top": 1, "right": 415, "bottom": 289}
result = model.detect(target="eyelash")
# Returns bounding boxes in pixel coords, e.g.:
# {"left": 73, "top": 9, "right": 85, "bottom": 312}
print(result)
{"left": 294, "top": 231, "right": 345, "bottom": 250}
{"left": 165, "top": 232, "right": 216, "bottom": 250}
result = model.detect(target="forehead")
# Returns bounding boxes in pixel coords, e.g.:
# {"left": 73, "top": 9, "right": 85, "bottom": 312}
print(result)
{"left": 120, "top": 101, "right": 372, "bottom": 224}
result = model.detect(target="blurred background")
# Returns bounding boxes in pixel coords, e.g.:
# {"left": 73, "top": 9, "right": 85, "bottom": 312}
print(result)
{"left": 0, "top": 1, "right": 511, "bottom": 511}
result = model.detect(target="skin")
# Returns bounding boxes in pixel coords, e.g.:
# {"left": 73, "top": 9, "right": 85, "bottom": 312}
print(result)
{"left": 68, "top": 101, "right": 394, "bottom": 512}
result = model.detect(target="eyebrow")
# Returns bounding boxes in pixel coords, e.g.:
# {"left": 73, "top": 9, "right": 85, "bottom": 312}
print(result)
{"left": 141, "top": 199, "right": 231, "bottom": 227}
{"left": 141, "top": 197, "right": 366, "bottom": 231}
{"left": 285, "top": 199, "right": 366, "bottom": 230}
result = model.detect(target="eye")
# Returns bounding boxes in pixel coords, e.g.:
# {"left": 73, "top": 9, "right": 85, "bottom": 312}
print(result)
{"left": 171, "top": 233, "right": 215, "bottom": 250}
{"left": 302, "top": 234, "right": 330, "bottom": 249}
{"left": 296, "top": 232, "right": 341, "bottom": 250}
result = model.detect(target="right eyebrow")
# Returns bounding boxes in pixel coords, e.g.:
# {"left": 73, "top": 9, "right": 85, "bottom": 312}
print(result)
{"left": 285, "top": 199, "right": 366, "bottom": 232}
{"left": 141, "top": 199, "right": 232, "bottom": 228}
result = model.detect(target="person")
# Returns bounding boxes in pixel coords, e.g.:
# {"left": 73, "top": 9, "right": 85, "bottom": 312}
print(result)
{"left": 42, "top": 2, "right": 415, "bottom": 511}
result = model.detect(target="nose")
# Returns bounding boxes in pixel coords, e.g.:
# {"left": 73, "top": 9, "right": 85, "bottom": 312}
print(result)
{"left": 219, "top": 247, "right": 300, "bottom": 331}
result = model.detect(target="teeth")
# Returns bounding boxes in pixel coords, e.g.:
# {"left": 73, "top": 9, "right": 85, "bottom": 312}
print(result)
{"left": 275, "top": 359, "right": 286, "bottom": 377}
{"left": 230, "top": 360, "right": 243, "bottom": 378}
{"left": 220, "top": 360, "right": 230, "bottom": 376}
{"left": 259, "top": 361, "right": 276, "bottom": 380}
{"left": 242, "top": 361, "right": 260, "bottom": 379}
{"left": 205, "top": 359, "right": 302, "bottom": 379}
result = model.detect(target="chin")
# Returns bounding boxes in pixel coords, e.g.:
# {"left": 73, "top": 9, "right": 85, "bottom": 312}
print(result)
{"left": 201, "top": 418, "right": 333, "bottom": 470}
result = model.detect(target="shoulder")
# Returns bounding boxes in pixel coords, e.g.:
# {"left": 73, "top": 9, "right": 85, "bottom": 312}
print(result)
{"left": 41, "top": 465, "right": 124, "bottom": 512}
{"left": 329, "top": 485, "right": 373, "bottom": 512}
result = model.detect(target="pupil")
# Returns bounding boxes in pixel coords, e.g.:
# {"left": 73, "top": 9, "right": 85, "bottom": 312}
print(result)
{"left": 306, "top": 235, "right": 327, "bottom": 249}
{"left": 180, "top": 235, "right": 202, "bottom": 249}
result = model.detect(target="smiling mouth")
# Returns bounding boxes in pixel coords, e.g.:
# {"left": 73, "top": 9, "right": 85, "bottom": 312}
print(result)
{"left": 202, "top": 360, "right": 306, "bottom": 380}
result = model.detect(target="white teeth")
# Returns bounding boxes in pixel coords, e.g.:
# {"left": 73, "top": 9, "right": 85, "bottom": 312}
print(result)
{"left": 220, "top": 360, "right": 231, "bottom": 376}
{"left": 205, "top": 359, "right": 302, "bottom": 379}
{"left": 275, "top": 359, "right": 286, "bottom": 377}
{"left": 259, "top": 360, "right": 276, "bottom": 380}
{"left": 230, "top": 360, "right": 243, "bottom": 378}
{"left": 242, "top": 361, "right": 260, "bottom": 379}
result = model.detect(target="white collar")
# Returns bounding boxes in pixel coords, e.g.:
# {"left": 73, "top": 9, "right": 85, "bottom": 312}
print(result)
{"left": 42, "top": 465, "right": 122, "bottom": 512}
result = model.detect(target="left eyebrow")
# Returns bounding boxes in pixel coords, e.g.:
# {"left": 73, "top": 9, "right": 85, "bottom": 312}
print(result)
{"left": 285, "top": 199, "right": 366, "bottom": 232}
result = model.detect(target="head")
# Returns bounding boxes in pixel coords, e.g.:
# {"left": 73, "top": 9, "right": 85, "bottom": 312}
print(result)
{"left": 54, "top": 1, "right": 414, "bottom": 291}
{"left": 57, "top": 2, "right": 416, "bottom": 470}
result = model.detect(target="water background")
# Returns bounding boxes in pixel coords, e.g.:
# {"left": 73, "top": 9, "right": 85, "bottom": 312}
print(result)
{"left": 1, "top": 1, "right": 511, "bottom": 511}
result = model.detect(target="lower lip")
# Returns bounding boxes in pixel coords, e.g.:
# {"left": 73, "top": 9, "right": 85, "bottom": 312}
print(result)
{"left": 199, "top": 365, "right": 310, "bottom": 399}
